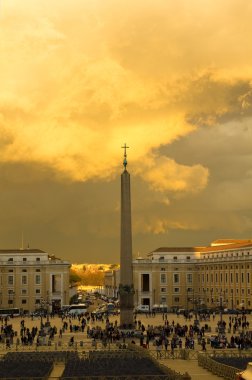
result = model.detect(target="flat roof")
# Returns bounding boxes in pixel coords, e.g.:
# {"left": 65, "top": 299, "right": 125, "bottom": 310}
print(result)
{"left": 0, "top": 249, "right": 46, "bottom": 254}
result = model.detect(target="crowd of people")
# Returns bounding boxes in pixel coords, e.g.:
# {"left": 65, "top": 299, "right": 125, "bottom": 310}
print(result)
{"left": 0, "top": 308, "right": 252, "bottom": 356}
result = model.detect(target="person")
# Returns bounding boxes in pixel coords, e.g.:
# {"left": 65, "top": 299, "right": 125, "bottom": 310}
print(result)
{"left": 140, "top": 332, "right": 144, "bottom": 346}
{"left": 164, "top": 337, "right": 169, "bottom": 357}
{"left": 92, "top": 337, "right": 97, "bottom": 349}
{"left": 156, "top": 337, "right": 162, "bottom": 359}
{"left": 69, "top": 336, "right": 74, "bottom": 346}
{"left": 6, "top": 338, "right": 10, "bottom": 349}
{"left": 146, "top": 334, "right": 150, "bottom": 349}
{"left": 202, "top": 338, "right": 206, "bottom": 351}
{"left": 171, "top": 340, "right": 175, "bottom": 359}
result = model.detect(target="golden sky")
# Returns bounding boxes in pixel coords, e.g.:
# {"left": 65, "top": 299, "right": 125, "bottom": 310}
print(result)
{"left": 1, "top": 0, "right": 252, "bottom": 262}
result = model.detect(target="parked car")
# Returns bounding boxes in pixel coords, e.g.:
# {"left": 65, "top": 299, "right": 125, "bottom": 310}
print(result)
{"left": 135, "top": 305, "right": 150, "bottom": 313}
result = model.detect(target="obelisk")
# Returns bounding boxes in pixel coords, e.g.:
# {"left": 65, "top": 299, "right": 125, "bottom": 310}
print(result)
{"left": 119, "top": 143, "right": 134, "bottom": 328}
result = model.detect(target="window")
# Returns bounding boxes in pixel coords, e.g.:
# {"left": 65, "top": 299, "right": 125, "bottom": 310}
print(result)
{"left": 159, "top": 256, "right": 164, "bottom": 261}
{"left": 35, "top": 299, "right": 41, "bottom": 304}
{"left": 23, "top": 258, "right": 27, "bottom": 262}
{"left": 173, "top": 256, "right": 177, "bottom": 260}
{"left": 21, "top": 276, "right": 27, "bottom": 285}
{"left": 36, "top": 269, "right": 40, "bottom": 272}
{"left": 248, "top": 289, "right": 250, "bottom": 295}
{"left": 241, "top": 273, "right": 244, "bottom": 283}
{"left": 21, "top": 299, "right": 27, "bottom": 304}
{"left": 141, "top": 274, "right": 150, "bottom": 292}
{"left": 22, "top": 269, "right": 27, "bottom": 272}
{"left": 202, "top": 274, "right": 204, "bottom": 283}
{"left": 35, "top": 289, "right": 41, "bottom": 294}
{"left": 35, "top": 275, "right": 41, "bottom": 285}
{"left": 8, "top": 275, "right": 14, "bottom": 285}
{"left": 230, "top": 273, "right": 233, "bottom": 283}
{"left": 173, "top": 273, "right": 179, "bottom": 284}
{"left": 161, "top": 287, "right": 167, "bottom": 293}
{"left": 247, "top": 273, "right": 250, "bottom": 283}
{"left": 160, "top": 296, "right": 166, "bottom": 304}
{"left": 160, "top": 273, "right": 167, "bottom": 284}
{"left": 186, "top": 256, "right": 190, "bottom": 260}
{"left": 8, "top": 258, "right": 13, "bottom": 262}
{"left": 236, "top": 273, "right": 239, "bottom": 282}
{"left": 174, "top": 287, "right": 180, "bottom": 293}
{"left": 21, "top": 289, "right": 27, "bottom": 295}
{"left": 174, "top": 297, "right": 180, "bottom": 302}
{"left": 36, "top": 258, "right": 40, "bottom": 262}
{"left": 8, "top": 269, "right": 13, "bottom": 272}
{"left": 161, "top": 267, "right": 166, "bottom": 271}
{"left": 187, "top": 273, "right": 193, "bottom": 284}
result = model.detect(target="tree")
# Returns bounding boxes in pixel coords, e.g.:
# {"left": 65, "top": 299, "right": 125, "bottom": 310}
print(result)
{"left": 69, "top": 270, "right": 82, "bottom": 284}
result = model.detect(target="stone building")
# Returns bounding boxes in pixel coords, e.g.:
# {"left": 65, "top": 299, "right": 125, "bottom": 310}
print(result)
{"left": 132, "top": 246, "right": 201, "bottom": 312}
{"left": 104, "top": 269, "right": 120, "bottom": 298}
{"left": 0, "top": 248, "right": 70, "bottom": 313}
{"left": 197, "top": 239, "right": 252, "bottom": 311}
{"left": 104, "top": 239, "right": 252, "bottom": 311}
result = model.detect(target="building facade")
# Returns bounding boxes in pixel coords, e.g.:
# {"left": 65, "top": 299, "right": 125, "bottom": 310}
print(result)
{"left": 104, "top": 239, "right": 252, "bottom": 311}
{"left": 104, "top": 269, "right": 120, "bottom": 298}
{"left": 197, "top": 239, "right": 252, "bottom": 311}
{"left": 132, "top": 247, "right": 201, "bottom": 312}
{"left": 0, "top": 248, "right": 70, "bottom": 313}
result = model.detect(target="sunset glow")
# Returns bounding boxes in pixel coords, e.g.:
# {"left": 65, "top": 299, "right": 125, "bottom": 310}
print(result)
{"left": 1, "top": 1, "right": 252, "bottom": 262}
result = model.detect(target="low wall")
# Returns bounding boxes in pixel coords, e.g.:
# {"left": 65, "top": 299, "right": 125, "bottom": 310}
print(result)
{"left": 198, "top": 350, "right": 252, "bottom": 380}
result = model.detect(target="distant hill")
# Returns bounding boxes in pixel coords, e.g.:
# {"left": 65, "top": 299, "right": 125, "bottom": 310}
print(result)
{"left": 70, "top": 263, "right": 119, "bottom": 286}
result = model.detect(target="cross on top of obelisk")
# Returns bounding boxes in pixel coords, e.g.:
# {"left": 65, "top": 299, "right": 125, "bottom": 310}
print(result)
{"left": 121, "top": 143, "right": 129, "bottom": 170}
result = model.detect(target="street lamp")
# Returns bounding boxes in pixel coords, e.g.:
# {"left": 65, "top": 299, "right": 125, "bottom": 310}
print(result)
{"left": 231, "top": 289, "right": 234, "bottom": 309}
{"left": 220, "top": 289, "right": 223, "bottom": 323}
{"left": 8, "top": 290, "right": 15, "bottom": 308}
{"left": 39, "top": 297, "right": 51, "bottom": 329}
{"left": 186, "top": 288, "right": 189, "bottom": 313}
{"left": 203, "top": 289, "right": 206, "bottom": 307}
{"left": 210, "top": 289, "right": 214, "bottom": 308}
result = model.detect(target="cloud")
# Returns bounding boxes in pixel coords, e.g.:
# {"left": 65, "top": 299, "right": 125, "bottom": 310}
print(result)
{"left": 135, "top": 154, "right": 209, "bottom": 193}
{"left": 134, "top": 216, "right": 200, "bottom": 235}
{"left": 0, "top": 0, "right": 252, "bottom": 193}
